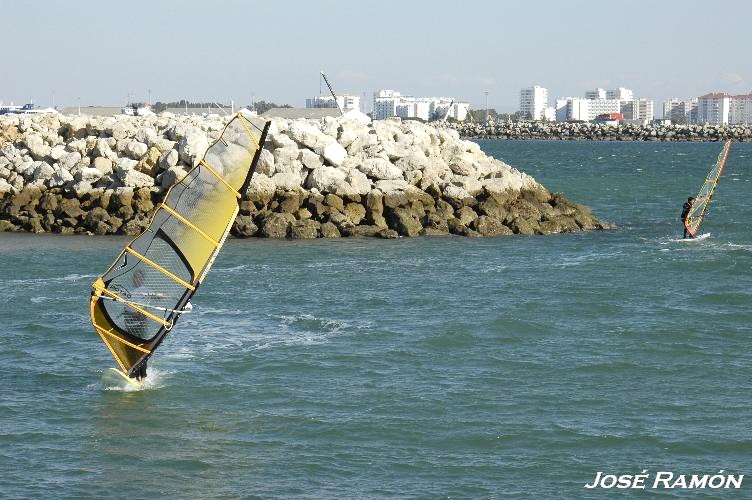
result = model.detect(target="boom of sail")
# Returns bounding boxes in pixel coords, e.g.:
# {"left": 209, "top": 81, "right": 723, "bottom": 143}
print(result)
{"left": 684, "top": 140, "right": 731, "bottom": 237}
{"left": 90, "top": 112, "right": 270, "bottom": 377}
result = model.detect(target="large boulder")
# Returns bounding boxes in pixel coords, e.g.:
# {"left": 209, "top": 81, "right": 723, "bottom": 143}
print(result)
{"left": 357, "top": 157, "right": 403, "bottom": 180}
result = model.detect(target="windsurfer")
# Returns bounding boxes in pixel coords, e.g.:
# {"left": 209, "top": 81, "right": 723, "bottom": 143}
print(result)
{"left": 681, "top": 197, "right": 694, "bottom": 239}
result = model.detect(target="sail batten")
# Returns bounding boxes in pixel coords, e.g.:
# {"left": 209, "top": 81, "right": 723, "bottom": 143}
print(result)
{"left": 89, "top": 113, "right": 270, "bottom": 378}
{"left": 684, "top": 140, "right": 731, "bottom": 237}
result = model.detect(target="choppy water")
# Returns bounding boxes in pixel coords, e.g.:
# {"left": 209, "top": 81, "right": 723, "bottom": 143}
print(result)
{"left": 1, "top": 140, "right": 750, "bottom": 498}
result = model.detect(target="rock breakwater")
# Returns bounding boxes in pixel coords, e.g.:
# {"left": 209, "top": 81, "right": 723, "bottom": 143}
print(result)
{"left": 448, "top": 121, "right": 752, "bottom": 142}
{"left": 0, "top": 113, "right": 608, "bottom": 238}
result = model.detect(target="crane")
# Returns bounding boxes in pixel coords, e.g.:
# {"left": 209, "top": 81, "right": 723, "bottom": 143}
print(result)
{"left": 320, "top": 71, "right": 344, "bottom": 116}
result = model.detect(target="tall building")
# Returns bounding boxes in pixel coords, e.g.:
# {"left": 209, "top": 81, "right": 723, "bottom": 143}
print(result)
{"left": 697, "top": 93, "right": 731, "bottom": 124}
{"left": 663, "top": 98, "right": 698, "bottom": 123}
{"left": 663, "top": 98, "right": 683, "bottom": 120}
{"left": 621, "top": 99, "right": 654, "bottom": 122}
{"left": 373, "top": 90, "right": 402, "bottom": 120}
{"left": 606, "top": 87, "right": 634, "bottom": 101}
{"left": 555, "top": 98, "right": 589, "bottom": 121}
{"left": 686, "top": 98, "right": 698, "bottom": 123}
{"left": 520, "top": 86, "right": 549, "bottom": 120}
{"left": 585, "top": 88, "right": 606, "bottom": 99}
{"left": 730, "top": 93, "right": 752, "bottom": 124}
{"left": 306, "top": 94, "right": 361, "bottom": 112}
{"left": 587, "top": 99, "right": 621, "bottom": 120}
{"left": 585, "top": 88, "right": 633, "bottom": 101}
{"left": 372, "top": 90, "right": 468, "bottom": 121}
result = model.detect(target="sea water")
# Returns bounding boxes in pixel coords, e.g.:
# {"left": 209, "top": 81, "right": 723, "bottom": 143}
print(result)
{"left": 1, "top": 140, "right": 750, "bottom": 497}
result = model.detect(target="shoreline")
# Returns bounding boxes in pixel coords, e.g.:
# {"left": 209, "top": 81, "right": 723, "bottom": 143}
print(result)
{"left": 445, "top": 121, "right": 752, "bottom": 142}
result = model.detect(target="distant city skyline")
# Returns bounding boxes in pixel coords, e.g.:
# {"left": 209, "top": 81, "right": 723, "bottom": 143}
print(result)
{"left": 1, "top": 0, "right": 750, "bottom": 113}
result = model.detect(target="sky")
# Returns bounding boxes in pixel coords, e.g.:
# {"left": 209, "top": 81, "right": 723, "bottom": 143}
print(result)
{"left": 2, "top": 0, "right": 751, "bottom": 112}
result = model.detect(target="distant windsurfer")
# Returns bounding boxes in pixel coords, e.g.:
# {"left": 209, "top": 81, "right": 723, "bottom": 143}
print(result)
{"left": 681, "top": 197, "right": 694, "bottom": 238}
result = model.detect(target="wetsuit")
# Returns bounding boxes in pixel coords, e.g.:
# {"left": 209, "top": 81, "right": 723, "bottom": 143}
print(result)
{"left": 132, "top": 361, "right": 147, "bottom": 381}
{"left": 681, "top": 201, "right": 692, "bottom": 238}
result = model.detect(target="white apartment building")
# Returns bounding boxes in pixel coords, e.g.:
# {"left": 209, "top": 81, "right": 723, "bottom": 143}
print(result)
{"left": 663, "top": 98, "right": 683, "bottom": 120}
{"left": 520, "top": 86, "right": 549, "bottom": 120}
{"left": 587, "top": 99, "right": 621, "bottom": 120}
{"left": 555, "top": 98, "right": 589, "bottom": 121}
{"left": 730, "top": 93, "right": 752, "bottom": 124}
{"left": 585, "top": 88, "right": 606, "bottom": 100}
{"left": 626, "top": 99, "right": 654, "bottom": 121}
{"left": 585, "top": 88, "right": 634, "bottom": 101}
{"left": 663, "top": 98, "right": 698, "bottom": 123}
{"left": 697, "top": 93, "right": 731, "bottom": 124}
{"left": 607, "top": 87, "right": 634, "bottom": 100}
{"left": 396, "top": 100, "right": 431, "bottom": 120}
{"left": 373, "top": 90, "right": 401, "bottom": 120}
{"left": 306, "top": 94, "right": 361, "bottom": 112}
{"left": 373, "top": 90, "right": 469, "bottom": 121}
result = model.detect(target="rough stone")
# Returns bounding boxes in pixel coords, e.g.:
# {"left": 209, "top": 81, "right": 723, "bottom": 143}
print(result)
{"left": 260, "top": 212, "right": 294, "bottom": 238}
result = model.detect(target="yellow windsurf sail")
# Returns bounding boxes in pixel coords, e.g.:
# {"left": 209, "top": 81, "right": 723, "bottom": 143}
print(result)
{"left": 90, "top": 112, "right": 270, "bottom": 378}
{"left": 684, "top": 140, "right": 731, "bottom": 237}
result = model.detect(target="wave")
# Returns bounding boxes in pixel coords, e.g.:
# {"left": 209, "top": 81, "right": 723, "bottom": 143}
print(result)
{"left": 1, "top": 273, "right": 97, "bottom": 286}
{"left": 211, "top": 265, "right": 247, "bottom": 274}
{"left": 100, "top": 367, "right": 171, "bottom": 392}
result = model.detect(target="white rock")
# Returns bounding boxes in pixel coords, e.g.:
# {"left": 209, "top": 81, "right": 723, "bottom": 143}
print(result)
{"left": 24, "top": 133, "right": 51, "bottom": 160}
{"left": 110, "top": 120, "right": 133, "bottom": 141}
{"left": 246, "top": 173, "right": 276, "bottom": 199}
{"left": 72, "top": 180, "right": 94, "bottom": 196}
{"left": 66, "top": 138, "right": 87, "bottom": 154}
{"left": 178, "top": 132, "right": 210, "bottom": 167}
{"left": 59, "top": 152, "right": 82, "bottom": 172}
{"left": 49, "top": 145, "right": 66, "bottom": 161}
{"left": 160, "top": 165, "right": 189, "bottom": 189}
{"left": 305, "top": 165, "right": 347, "bottom": 193}
{"left": 118, "top": 168, "right": 155, "bottom": 188}
{"left": 93, "top": 138, "right": 113, "bottom": 158}
{"left": 322, "top": 142, "right": 347, "bottom": 167}
{"left": 443, "top": 184, "right": 471, "bottom": 201}
{"left": 346, "top": 169, "right": 372, "bottom": 195}
{"left": 125, "top": 140, "right": 149, "bottom": 159}
{"left": 76, "top": 167, "right": 104, "bottom": 183}
{"left": 288, "top": 121, "right": 334, "bottom": 152}
{"left": 269, "top": 131, "right": 297, "bottom": 148}
{"left": 0, "top": 178, "right": 13, "bottom": 194}
{"left": 271, "top": 172, "right": 303, "bottom": 190}
{"left": 299, "top": 149, "right": 322, "bottom": 170}
{"left": 116, "top": 157, "right": 139, "bottom": 173}
{"left": 338, "top": 128, "right": 359, "bottom": 149}
{"left": 159, "top": 149, "right": 179, "bottom": 170}
{"left": 273, "top": 146, "right": 300, "bottom": 165}
{"left": 48, "top": 168, "right": 74, "bottom": 187}
{"left": 357, "top": 157, "right": 403, "bottom": 180}
{"left": 255, "top": 148, "right": 275, "bottom": 176}
{"left": 374, "top": 179, "right": 411, "bottom": 193}
{"left": 32, "top": 162, "right": 55, "bottom": 181}
{"left": 452, "top": 176, "right": 483, "bottom": 195}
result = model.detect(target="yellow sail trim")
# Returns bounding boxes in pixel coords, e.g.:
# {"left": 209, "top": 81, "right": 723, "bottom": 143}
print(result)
{"left": 160, "top": 203, "right": 220, "bottom": 247}
{"left": 238, "top": 113, "right": 261, "bottom": 150}
{"left": 92, "top": 322, "right": 152, "bottom": 354}
{"left": 124, "top": 246, "right": 196, "bottom": 291}
{"left": 199, "top": 159, "right": 242, "bottom": 198}
{"left": 93, "top": 284, "right": 171, "bottom": 328}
